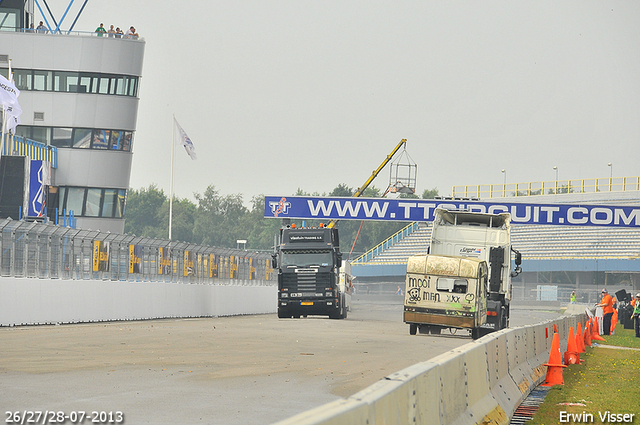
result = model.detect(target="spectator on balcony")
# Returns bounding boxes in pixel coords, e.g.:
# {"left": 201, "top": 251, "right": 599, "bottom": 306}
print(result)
{"left": 36, "top": 21, "right": 47, "bottom": 33}
{"left": 115, "top": 27, "right": 123, "bottom": 38}
{"left": 108, "top": 25, "right": 116, "bottom": 37}
{"left": 95, "top": 23, "right": 107, "bottom": 37}
{"left": 124, "top": 26, "right": 139, "bottom": 40}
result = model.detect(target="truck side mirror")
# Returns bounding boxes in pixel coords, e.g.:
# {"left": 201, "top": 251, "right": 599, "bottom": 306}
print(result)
{"left": 515, "top": 251, "right": 522, "bottom": 266}
{"left": 271, "top": 254, "right": 277, "bottom": 269}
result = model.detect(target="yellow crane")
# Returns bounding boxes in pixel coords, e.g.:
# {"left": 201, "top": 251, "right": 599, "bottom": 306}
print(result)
{"left": 328, "top": 139, "right": 415, "bottom": 228}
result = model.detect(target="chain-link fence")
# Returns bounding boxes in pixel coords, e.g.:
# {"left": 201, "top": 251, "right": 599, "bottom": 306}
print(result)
{"left": 0, "top": 218, "right": 275, "bottom": 285}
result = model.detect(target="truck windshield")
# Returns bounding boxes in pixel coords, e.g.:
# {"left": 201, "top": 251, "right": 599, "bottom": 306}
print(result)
{"left": 281, "top": 251, "right": 333, "bottom": 267}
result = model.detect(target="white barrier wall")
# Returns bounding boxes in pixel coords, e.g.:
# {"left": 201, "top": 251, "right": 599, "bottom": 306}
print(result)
{"left": 0, "top": 277, "right": 277, "bottom": 326}
{"left": 273, "top": 313, "right": 587, "bottom": 425}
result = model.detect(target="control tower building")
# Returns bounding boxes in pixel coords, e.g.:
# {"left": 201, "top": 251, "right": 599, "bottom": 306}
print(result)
{"left": 0, "top": 0, "right": 145, "bottom": 233}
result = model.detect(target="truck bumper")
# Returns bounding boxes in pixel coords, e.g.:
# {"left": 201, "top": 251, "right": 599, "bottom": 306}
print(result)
{"left": 403, "top": 310, "right": 475, "bottom": 329}
{"left": 279, "top": 299, "right": 339, "bottom": 316}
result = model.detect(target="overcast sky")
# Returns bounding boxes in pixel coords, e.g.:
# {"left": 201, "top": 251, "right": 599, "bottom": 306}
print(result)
{"left": 55, "top": 1, "right": 640, "bottom": 203}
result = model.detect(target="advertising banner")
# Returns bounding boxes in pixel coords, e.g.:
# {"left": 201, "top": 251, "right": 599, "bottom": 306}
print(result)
{"left": 209, "top": 254, "right": 218, "bottom": 278}
{"left": 158, "top": 247, "right": 171, "bottom": 275}
{"left": 28, "top": 160, "right": 50, "bottom": 218}
{"left": 264, "top": 196, "right": 640, "bottom": 228}
{"left": 128, "top": 244, "right": 142, "bottom": 274}
{"left": 183, "top": 251, "right": 195, "bottom": 277}
{"left": 92, "top": 241, "right": 110, "bottom": 272}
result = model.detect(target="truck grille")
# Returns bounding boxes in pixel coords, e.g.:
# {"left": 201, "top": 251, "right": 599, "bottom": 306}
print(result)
{"left": 282, "top": 272, "right": 331, "bottom": 292}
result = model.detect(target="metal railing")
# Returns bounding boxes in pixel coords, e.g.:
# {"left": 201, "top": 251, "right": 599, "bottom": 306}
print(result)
{"left": 1, "top": 134, "right": 58, "bottom": 167}
{"left": 452, "top": 176, "right": 640, "bottom": 199}
{"left": 0, "top": 218, "right": 274, "bottom": 284}
{"left": 351, "top": 222, "right": 420, "bottom": 264}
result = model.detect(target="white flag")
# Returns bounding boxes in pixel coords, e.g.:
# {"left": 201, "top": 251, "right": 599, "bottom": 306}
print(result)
{"left": 174, "top": 118, "right": 197, "bottom": 160}
{"left": 0, "top": 73, "right": 20, "bottom": 107}
{"left": 4, "top": 102, "right": 22, "bottom": 133}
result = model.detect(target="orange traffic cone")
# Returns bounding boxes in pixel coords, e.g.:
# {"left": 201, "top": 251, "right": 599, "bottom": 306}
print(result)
{"left": 576, "top": 322, "right": 585, "bottom": 354}
{"left": 554, "top": 323, "right": 558, "bottom": 333}
{"left": 584, "top": 321, "right": 592, "bottom": 347}
{"left": 591, "top": 317, "right": 606, "bottom": 341}
{"left": 542, "top": 332, "right": 566, "bottom": 386}
{"left": 564, "top": 326, "right": 580, "bottom": 365}
{"left": 611, "top": 309, "right": 618, "bottom": 333}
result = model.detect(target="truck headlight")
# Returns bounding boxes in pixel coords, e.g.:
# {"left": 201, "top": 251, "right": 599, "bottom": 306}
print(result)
{"left": 280, "top": 293, "right": 288, "bottom": 298}
{"left": 326, "top": 292, "right": 333, "bottom": 297}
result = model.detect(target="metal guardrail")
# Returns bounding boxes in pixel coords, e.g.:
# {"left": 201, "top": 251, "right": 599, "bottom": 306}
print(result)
{"left": 351, "top": 221, "right": 419, "bottom": 264}
{"left": 3, "top": 27, "right": 144, "bottom": 41}
{"left": 452, "top": 176, "right": 640, "bottom": 199}
{"left": 0, "top": 218, "right": 274, "bottom": 284}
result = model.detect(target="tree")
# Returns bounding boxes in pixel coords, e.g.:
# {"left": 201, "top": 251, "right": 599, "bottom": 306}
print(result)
{"left": 193, "top": 186, "right": 248, "bottom": 247}
{"left": 124, "top": 184, "right": 167, "bottom": 237}
{"left": 422, "top": 188, "right": 439, "bottom": 199}
{"left": 330, "top": 184, "right": 353, "bottom": 197}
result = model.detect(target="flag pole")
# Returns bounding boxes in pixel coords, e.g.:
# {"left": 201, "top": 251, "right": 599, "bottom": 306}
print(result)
{"left": 169, "top": 114, "right": 175, "bottom": 240}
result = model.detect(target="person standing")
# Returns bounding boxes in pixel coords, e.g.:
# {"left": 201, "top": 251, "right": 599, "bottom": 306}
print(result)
{"left": 596, "top": 288, "right": 614, "bottom": 335}
{"left": 36, "top": 21, "right": 47, "bottom": 33}
{"left": 632, "top": 294, "right": 640, "bottom": 338}
{"left": 570, "top": 291, "right": 577, "bottom": 303}
{"left": 107, "top": 25, "right": 116, "bottom": 37}
{"left": 95, "top": 23, "right": 107, "bottom": 36}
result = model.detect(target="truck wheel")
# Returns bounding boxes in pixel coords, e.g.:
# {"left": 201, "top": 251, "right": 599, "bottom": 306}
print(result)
{"left": 277, "top": 309, "right": 288, "bottom": 319}
{"left": 430, "top": 327, "right": 441, "bottom": 335}
{"left": 409, "top": 324, "right": 417, "bottom": 335}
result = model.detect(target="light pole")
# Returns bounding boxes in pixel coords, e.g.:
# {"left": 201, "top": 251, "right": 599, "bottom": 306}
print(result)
{"left": 608, "top": 162, "right": 612, "bottom": 179}
{"left": 501, "top": 169, "right": 506, "bottom": 197}
{"left": 553, "top": 166, "right": 558, "bottom": 194}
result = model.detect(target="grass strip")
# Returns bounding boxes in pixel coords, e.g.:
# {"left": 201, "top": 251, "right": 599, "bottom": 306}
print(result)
{"left": 528, "top": 328, "right": 640, "bottom": 424}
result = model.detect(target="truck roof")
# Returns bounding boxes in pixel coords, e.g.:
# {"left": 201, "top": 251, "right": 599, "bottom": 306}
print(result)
{"left": 434, "top": 208, "right": 510, "bottom": 228}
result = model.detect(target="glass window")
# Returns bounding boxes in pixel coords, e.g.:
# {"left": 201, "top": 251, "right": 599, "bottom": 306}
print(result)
{"left": 102, "top": 189, "right": 117, "bottom": 217}
{"left": 33, "top": 70, "right": 52, "bottom": 91}
{"left": 127, "top": 77, "right": 138, "bottom": 97}
{"left": 109, "top": 77, "right": 117, "bottom": 95}
{"left": 73, "top": 129, "right": 92, "bottom": 148}
{"left": 109, "top": 130, "right": 122, "bottom": 150}
{"left": 31, "top": 127, "right": 51, "bottom": 144}
{"left": 98, "top": 77, "right": 109, "bottom": 94}
{"left": 65, "top": 187, "right": 85, "bottom": 216}
{"left": 85, "top": 188, "right": 102, "bottom": 217}
{"left": 15, "top": 126, "right": 31, "bottom": 139}
{"left": 92, "top": 130, "right": 110, "bottom": 149}
{"left": 58, "top": 187, "right": 67, "bottom": 213}
{"left": 79, "top": 74, "right": 92, "bottom": 93}
{"left": 122, "top": 132, "right": 132, "bottom": 151}
{"left": 0, "top": 9, "right": 19, "bottom": 31}
{"left": 0, "top": 68, "right": 8, "bottom": 78}
{"left": 54, "top": 71, "right": 79, "bottom": 92}
{"left": 115, "top": 190, "right": 126, "bottom": 218}
{"left": 52, "top": 128, "right": 72, "bottom": 148}
{"left": 13, "top": 69, "right": 32, "bottom": 90}
{"left": 114, "top": 76, "right": 126, "bottom": 95}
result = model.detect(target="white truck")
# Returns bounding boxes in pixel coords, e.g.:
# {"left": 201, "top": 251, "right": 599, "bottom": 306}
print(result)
{"left": 404, "top": 208, "right": 522, "bottom": 339}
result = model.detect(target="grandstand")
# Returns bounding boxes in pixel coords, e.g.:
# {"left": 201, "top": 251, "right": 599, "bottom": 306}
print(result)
{"left": 350, "top": 185, "right": 640, "bottom": 302}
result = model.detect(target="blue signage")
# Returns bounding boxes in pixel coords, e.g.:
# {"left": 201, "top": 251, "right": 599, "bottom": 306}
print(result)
{"left": 28, "top": 160, "right": 46, "bottom": 218}
{"left": 264, "top": 196, "right": 640, "bottom": 228}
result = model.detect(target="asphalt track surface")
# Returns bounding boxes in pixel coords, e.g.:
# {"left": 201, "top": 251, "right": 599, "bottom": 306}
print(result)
{"left": 0, "top": 295, "right": 562, "bottom": 425}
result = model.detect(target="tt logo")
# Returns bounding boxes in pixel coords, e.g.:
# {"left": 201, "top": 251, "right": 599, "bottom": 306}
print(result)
{"left": 269, "top": 197, "right": 291, "bottom": 217}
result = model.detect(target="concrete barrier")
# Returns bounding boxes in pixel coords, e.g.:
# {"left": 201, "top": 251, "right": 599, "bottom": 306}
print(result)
{"left": 272, "top": 311, "right": 588, "bottom": 425}
{"left": 0, "top": 277, "right": 277, "bottom": 326}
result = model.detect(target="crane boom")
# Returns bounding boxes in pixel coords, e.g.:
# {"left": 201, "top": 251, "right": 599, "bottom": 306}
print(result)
{"left": 328, "top": 139, "right": 407, "bottom": 228}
